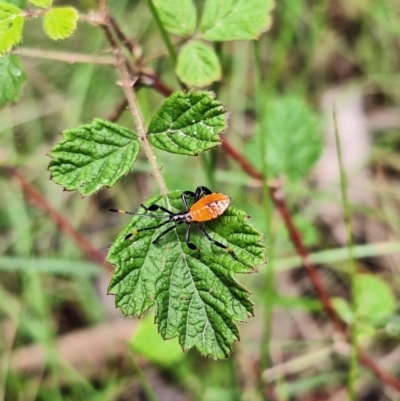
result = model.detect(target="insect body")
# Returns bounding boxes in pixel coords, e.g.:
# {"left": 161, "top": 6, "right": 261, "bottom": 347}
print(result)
{"left": 110, "top": 186, "right": 237, "bottom": 260}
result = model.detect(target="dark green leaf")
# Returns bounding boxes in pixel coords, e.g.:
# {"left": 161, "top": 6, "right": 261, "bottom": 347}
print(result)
{"left": 153, "top": 0, "right": 196, "bottom": 37}
{"left": 0, "top": 3, "right": 24, "bottom": 54}
{"left": 245, "top": 94, "right": 322, "bottom": 183}
{"left": 176, "top": 40, "right": 222, "bottom": 87}
{"left": 147, "top": 90, "right": 227, "bottom": 156}
{"left": 200, "top": 0, "right": 274, "bottom": 41}
{"left": 108, "top": 191, "right": 265, "bottom": 359}
{"left": 0, "top": 54, "right": 26, "bottom": 107}
{"left": 48, "top": 119, "right": 141, "bottom": 196}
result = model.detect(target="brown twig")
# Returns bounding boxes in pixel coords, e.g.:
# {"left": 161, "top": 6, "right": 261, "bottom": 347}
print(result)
{"left": 4, "top": 167, "right": 107, "bottom": 269}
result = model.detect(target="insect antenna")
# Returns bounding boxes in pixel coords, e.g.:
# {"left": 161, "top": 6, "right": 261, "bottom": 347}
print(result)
{"left": 109, "top": 209, "right": 168, "bottom": 218}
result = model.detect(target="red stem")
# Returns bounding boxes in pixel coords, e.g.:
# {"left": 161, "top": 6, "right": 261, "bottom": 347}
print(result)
{"left": 6, "top": 168, "right": 107, "bottom": 269}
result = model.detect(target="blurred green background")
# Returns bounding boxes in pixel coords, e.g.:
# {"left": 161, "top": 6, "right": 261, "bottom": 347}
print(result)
{"left": 1, "top": 0, "right": 400, "bottom": 400}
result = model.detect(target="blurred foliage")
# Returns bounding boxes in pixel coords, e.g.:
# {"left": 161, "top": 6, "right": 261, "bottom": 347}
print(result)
{"left": 0, "top": 0, "right": 400, "bottom": 400}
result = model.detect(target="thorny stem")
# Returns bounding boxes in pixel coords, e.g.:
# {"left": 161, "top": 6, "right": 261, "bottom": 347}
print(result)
{"left": 14, "top": 48, "right": 115, "bottom": 65}
{"left": 101, "top": 22, "right": 168, "bottom": 196}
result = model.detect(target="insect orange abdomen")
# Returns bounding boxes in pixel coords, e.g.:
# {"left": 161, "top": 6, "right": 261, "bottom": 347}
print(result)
{"left": 189, "top": 193, "right": 230, "bottom": 222}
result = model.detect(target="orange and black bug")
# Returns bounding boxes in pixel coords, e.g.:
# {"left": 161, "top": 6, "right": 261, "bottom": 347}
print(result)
{"left": 110, "top": 186, "right": 237, "bottom": 260}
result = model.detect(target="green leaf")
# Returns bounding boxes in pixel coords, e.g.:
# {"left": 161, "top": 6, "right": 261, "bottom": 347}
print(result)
{"left": 153, "top": 0, "right": 196, "bottom": 37}
{"left": 48, "top": 119, "right": 141, "bottom": 196}
{"left": 1, "top": 0, "right": 26, "bottom": 8}
{"left": 0, "top": 54, "right": 26, "bottom": 107}
{"left": 176, "top": 40, "right": 222, "bottom": 87}
{"left": 29, "top": 0, "right": 52, "bottom": 8}
{"left": 43, "top": 7, "right": 78, "bottom": 40}
{"left": 107, "top": 190, "right": 265, "bottom": 359}
{"left": 333, "top": 275, "right": 396, "bottom": 341}
{"left": 332, "top": 297, "right": 353, "bottom": 324}
{"left": 131, "top": 315, "right": 184, "bottom": 367}
{"left": 356, "top": 274, "right": 395, "bottom": 326}
{"left": 245, "top": 94, "right": 322, "bottom": 183}
{"left": 0, "top": 3, "right": 24, "bottom": 54}
{"left": 147, "top": 90, "right": 227, "bottom": 156}
{"left": 200, "top": 0, "right": 274, "bottom": 41}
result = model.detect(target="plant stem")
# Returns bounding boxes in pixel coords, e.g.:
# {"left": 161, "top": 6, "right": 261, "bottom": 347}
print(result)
{"left": 333, "top": 110, "right": 358, "bottom": 401}
{"left": 145, "top": 0, "right": 178, "bottom": 66}
{"left": 102, "top": 24, "right": 168, "bottom": 196}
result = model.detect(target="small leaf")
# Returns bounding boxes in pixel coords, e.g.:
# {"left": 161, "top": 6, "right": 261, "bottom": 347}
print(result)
{"left": 108, "top": 191, "right": 265, "bottom": 359}
{"left": 200, "top": 0, "right": 274, "bottom": 41}
{"left": 176, "top": 40, "right": 222, "bottom": 87}
{"left": 48, "top": 119, "right": 141, "bottom": 196}
{"left": 147, "top": 90, "right": 227, "bottom": 156}
{"left": 356, "top": 274, "right": 395, "bottom": 326}
{"left": 43, "top": 7, "right": 78, "bottom": 40}
{"left": 0, "top": 3, "right": 24, "bottom": 54}
{"left": 245, "top": 94, "right": 322, "bottom": 183}
{"left": 0, "top": 54, "right": 26, "bottom": 107}
{"left": 153, "top": 0, "right": 196, "bottom": 37}
{"left": 29, "top": 0, "right": 52, "bottom": 8}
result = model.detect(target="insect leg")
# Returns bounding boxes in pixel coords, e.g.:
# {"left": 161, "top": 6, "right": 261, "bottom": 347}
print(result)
{"left": 194, "top": 186, "right": 212, "bottom": 201}
{"left": 152, "top": 222, "right": 183, "bottom": 244}
{"left": 110, "top": 208, "right": 136, "bottom": 215}
{"left": 125, "top": 219, "right": 172, "bottom": 240}
{"left": 185, "top": 223, "right": 200, "bottom": 254}
{"left": 141, "top": 203, "right": 174, "bottom": 215}
{"left": 110, "top": 203, "right": 172, "bottom": 217}
{"left": 181, "top": 191, "right": 195, "bottom": 210}
{"left": 198, "top": 224, "right": 237, "bottom": 260}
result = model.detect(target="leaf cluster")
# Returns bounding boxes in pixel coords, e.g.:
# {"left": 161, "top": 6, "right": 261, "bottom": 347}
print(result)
{"left": 154, "top": 0, "right": 274, "bottom": 87}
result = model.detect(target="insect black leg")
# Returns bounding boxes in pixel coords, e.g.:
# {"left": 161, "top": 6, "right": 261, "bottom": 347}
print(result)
{"left": 198, "top": 224, "right": 237, "bottom": 260}
{"left": 185, "top": 223, "right": 200, "bottom": 255}
{"left": 194, "top": 186, "right": 212, "bottom": 202}
{"left": 141, "top": 203, "right": 174, "bottom": 215}
{"left": 110, "top": 208, "right": 136, "bottom": 215}
{"left": 110, "top": 203, "right": 172, "bottom": 217}
{"left": 125, "top": 219, "right": 172, "bottom": 240}
{"left": 152, "top": 222, "right": 183, "bottom": 244}
{"left": 181, "top": 191, "right": 195, "bottom": 210}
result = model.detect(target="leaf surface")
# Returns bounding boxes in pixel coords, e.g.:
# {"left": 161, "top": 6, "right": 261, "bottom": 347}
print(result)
{"left": 153, "top": 0, "right": 196, "bottom": 37}
{"left": 176, "top": 40, "right": 221, "bottom": 87}
{"left": 356, "top": 274, "right": 395, "bottom": 325}
{"left": 43, "top": 6, "right": 78, "bottom": 40}
{"left": 245, "top": 94, "right": 322, "bottom": 183}
{"left": 147, "top": 90, "right": 227, "bottom": 156}
{"left": 108, "top": 191, "right": 265, "bottom": 359}
{"left": 0, "top": 3, "right": 24, "bottom": 54}
{"left": 0, "top": 54, "right": 26, "bottom": 107}
{"left": 48, "top": 119, "right": 140, "bottom": 196}
{"left": 200, "top": 0, "right": 274, "bottom": 41}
